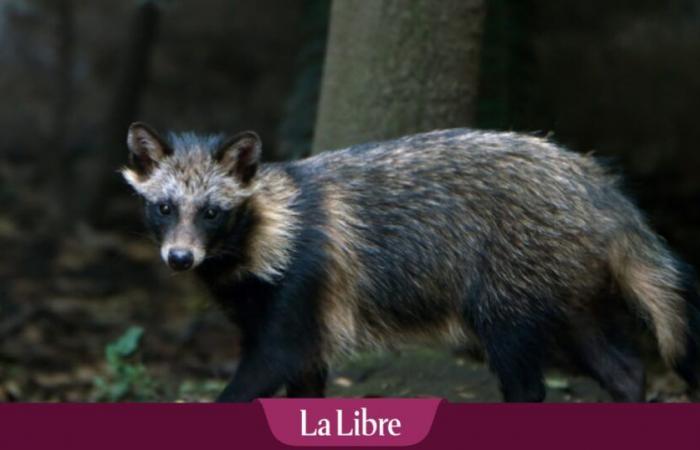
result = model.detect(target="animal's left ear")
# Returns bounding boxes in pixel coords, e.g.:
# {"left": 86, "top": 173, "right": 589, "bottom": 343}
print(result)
{"left": 215, "top": 131, "right": 262, "bottom": 184}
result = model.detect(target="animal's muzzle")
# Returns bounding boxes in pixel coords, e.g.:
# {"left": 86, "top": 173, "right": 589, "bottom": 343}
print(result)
{"left": 168, "top": 248, "right": 194, "bottom": 271}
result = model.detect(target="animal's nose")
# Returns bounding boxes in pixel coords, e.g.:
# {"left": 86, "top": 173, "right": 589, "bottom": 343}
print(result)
{"left": 168, "top": 248, "right": 194, "bottom": 271}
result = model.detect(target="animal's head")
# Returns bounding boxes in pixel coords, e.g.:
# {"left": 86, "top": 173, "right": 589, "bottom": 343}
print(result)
{"left": 121, "top": 122, "right": 262, "bottom": 271}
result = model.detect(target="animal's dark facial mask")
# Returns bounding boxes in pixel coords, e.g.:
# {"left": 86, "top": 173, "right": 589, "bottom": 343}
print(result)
{"left": 122, "top": 122, "right": 261, "bottom": 270}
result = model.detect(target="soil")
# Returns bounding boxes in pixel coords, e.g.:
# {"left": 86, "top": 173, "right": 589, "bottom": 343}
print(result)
{"left": 0, "top": 219, "right": 691, "bottom": 403}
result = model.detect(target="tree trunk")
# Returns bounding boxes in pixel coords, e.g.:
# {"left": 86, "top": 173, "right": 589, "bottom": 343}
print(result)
{"left": 275, "top": 0, "right": 330, "bottom": 161}
{"left": 70, "top": 0, "right": 160, "bottom": 227}
{"left": 51, "top": 0, "right": 75, "bottom": 158}
{"left": 312, "top": 0, "right": 486, "bottom": 153}
{"left": 43, "top": 0, "right": 75, "bottom": 230}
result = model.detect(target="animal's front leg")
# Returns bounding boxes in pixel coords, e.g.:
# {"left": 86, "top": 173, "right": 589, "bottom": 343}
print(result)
{"left": 216, "top": 350, "right": 289, "bottom": 402}
{"left": 286, "top": 366, "right": 328, "bottom": 398}
{"left": 216, "top": 332, "right": 319, "bottom": 402}
{"left": 216, "top": 267, "right": 327, "bottom": 402}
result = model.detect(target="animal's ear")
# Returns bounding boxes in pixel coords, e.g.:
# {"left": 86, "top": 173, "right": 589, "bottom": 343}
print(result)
{"left": 125, "top": 122, "right": 172, "bottom": 179}
{"left": 215, "top": 131, "right": 262, "bottom": 184}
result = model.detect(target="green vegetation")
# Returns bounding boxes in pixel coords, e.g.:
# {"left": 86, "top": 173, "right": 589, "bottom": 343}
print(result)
{"left": 93, "top": 326, "right": 157, "bottom": 401}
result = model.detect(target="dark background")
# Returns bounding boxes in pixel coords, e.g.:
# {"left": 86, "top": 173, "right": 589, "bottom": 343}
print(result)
{"left": 0, "top": 0, "right": 698, "bottom": 401}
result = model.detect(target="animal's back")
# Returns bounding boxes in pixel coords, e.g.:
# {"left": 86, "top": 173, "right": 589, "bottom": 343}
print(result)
{"left": 293, "top": 130, "right": 631, "bottom": 336}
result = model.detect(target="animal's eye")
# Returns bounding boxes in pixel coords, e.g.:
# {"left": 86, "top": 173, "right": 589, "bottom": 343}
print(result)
{"left": 204, "top": 207, "right": 219, "bottom": 220}
{"left": 158, "top": 203, "right": 172, "bottom": 216}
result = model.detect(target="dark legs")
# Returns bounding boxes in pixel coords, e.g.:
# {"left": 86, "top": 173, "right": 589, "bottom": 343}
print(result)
{"left": 569, "top": 322, "right": 646, "bottom": 402}
{"left": 216, "top": 352, "right": 288, "bottom": 402}
{"left": 481, "top": 320, "right": 646, "bottom": 402}
{"left": 477, "top": 320, "right": 547, "bottom": 402}
{"left": 216, "top": 343, "right": 329, "bottom": 402}
{"left": 216, "top": 357, "right": 328, "bottom": 402}
{"left": 674, "top": 349, "right": 699, "bottom": 395}
{"left": 286, "top": 366, "right": 328, "bottom": 398}
{"left": 673, "top": 300, "right": 700, "bottom": 395}
{"left": 490, "top": 351, "right": 546, "bottom": 402}
{"left": 472, "top": 288, "right": 647, "bottom": 402}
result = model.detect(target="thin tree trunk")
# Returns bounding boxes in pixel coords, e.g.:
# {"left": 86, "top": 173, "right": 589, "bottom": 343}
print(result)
{"left": 275, "top": 0, "right": 330, "bottom": 161}
{"left": 44, "top": 0, "right": 75, "bottom": 229}
{"left": 313, "top": 0, "right": 486, "bottom": 153}
{"left": 105, "top": 0, "right": 160, "bottom": 149}
{"left": 70, "top": 0, "right": 160, "bottom": 226}
{"left": 52, "top": 0, "right": 74, "bottom": 157}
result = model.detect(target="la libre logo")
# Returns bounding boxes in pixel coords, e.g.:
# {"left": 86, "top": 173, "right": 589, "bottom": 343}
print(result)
{"left": 300, "top": 407, "right": 402, "bottom": 437}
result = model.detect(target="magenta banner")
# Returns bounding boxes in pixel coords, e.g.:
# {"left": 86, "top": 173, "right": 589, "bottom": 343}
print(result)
{"left": 1, "top": 401, "right": 699, "bottom": 449}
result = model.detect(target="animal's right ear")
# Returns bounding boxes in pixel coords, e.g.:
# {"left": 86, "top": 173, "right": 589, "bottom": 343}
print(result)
{"left": 125, "top": 122, "right": 172, "bottom": 180}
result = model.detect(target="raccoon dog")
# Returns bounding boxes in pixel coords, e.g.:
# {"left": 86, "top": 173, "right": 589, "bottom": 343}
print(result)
{"left": 122, "top": 123, "right": 700, "bottom": 402}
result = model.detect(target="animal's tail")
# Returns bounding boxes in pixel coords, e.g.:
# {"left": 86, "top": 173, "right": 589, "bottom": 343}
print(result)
{"left": 609, "top": 228, "right": 699, "bottom": 381}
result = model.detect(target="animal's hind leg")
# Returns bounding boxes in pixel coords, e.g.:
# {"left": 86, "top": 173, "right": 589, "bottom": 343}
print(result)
{"left": 674, "top": 354, "right": 698, "bottom": 395}
{"left": 477, "top": 319, "right": 546, "bottom": 402}
{"left": 673, "top": 288, "right": 700, "bottom": 395}
{"left": 570, "top": 321, "right": 646, "bottom": 402}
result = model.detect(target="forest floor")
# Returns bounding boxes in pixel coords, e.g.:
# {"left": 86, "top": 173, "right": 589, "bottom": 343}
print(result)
{"left": 0, "top": 211, "right": 691, "bottom": 402}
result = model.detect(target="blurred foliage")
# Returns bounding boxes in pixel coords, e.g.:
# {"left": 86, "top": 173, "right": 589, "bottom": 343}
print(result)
{"left": 93, "top": 326, "right": 157, "bottom": 401}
